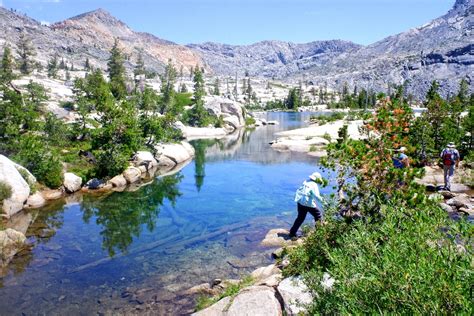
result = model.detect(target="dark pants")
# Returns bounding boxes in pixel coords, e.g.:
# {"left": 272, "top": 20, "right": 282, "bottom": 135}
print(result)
{"left": 289, "top": 203, "right": 322, "bottom": 237}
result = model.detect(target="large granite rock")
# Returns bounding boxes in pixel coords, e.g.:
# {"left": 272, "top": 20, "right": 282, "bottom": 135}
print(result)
{"left": 250, "top": 264, "right": 281, "bottom": 282}
{"left": 63, "top": 172, "right": 82, "bottom": 193}
{"left": 123, "top": 167, "right": 142, "bottom": 184}
{"left": 0, "top": 155, "right": 31, "bottom": 218}
{"left": 109, "top": 174, "right": 127, "bottom": 188}
{"left": 0, "top": 228, "right": 26, "bottom": 269}
{"left": 25, "top": 192, "right": 46, "bottom": 209}
{"left": 277, "top": 277, "right": 312, "bottom": 315}
{"left": 226, "top": 286, "right": 281, "bottom": 316}
{"left": 132, "top": 151, "right": 158, "bottom": 170}
{"left": 193, "top": 285, "right": 282, "bottom": 316}
{"left": 204, "top": 96, "right": 245, "bottom": 131}
{"left": 155, "top": 141, "right": 195, "bottom": 166}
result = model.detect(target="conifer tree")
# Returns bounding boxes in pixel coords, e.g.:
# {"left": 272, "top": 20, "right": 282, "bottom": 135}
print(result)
{"left": 0, "top": 45, "right": 15, "bottom": 84}
{"left": 187, "top": 66, "right": 208, "bottom": 127}
{"left": 213, "top": 78, "right": 220, "bottom": 96}
{"left": 159, "top": 59, "right": 177, "bottom": 114}
{"left": 85, "top": 57, "right": 91, "bottom": 71}
{"left": 134, "top": 52, "right": 145, "bottom": 78}
{"left": 107, "top": 38, "right": 127, "bottom": 99}
{"left": 18, "top": 33, "right": 36, "bottom": 74}
{"left": 47, "top": 54, "right": 59, "bottom": 78}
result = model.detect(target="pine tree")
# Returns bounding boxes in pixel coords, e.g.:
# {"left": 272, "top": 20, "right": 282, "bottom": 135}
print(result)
{"left": 107, "top": 38, "right": 127, "bottom": 99}
{"left": 213, "top": 78, "right": 220, "bottom": 96}
{"left": 187, "top": 66, "right": 208, "bottom": 127}
{"left": 246, "top": 78, "right": 252, "bottom": 103}
{"left": 0, "top": 45, "right": 15, "bottom": 84}
{"left": 159, "top": 59, "right": 177, "bottom": 114}
{"left": 134, "top": 52, "right": 145, "bottom": 79}
{"left": 47, "top": 54, "right": 59, "bottom": 78}
{"left": 18, "top": 33, "right": 36, "bottom": 74}
{"left": 85, "top": 57, "right": 91, "bottom": 71}
{"left": 189, "top": 66, "right": 194, "bottom": 80}
{"left": 59, "top": 58, "right": 66, "bottom": 70}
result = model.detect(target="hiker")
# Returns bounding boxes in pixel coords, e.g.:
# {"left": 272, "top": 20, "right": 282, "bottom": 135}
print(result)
{"left": 392, "top": 147, "right": 409, "bottom": 169}
{"left": 289, "top": 172, "right": 324, "bottom": 239}
{"left": 440, "top": 142, "right": 460, "bottom": 191}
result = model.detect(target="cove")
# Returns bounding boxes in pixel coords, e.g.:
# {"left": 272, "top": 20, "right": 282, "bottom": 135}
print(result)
{"left": 0, "top": 112, "right": 334, "bottom": 315}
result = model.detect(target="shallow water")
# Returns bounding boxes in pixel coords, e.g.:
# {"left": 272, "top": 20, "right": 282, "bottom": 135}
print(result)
{"left": 0, "top": 112, "right": 334, "bottom": 315}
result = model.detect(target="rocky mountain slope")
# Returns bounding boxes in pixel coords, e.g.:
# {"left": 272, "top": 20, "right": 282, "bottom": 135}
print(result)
{"left": 190, "top": 0, "right": 473, "bottom": 99}
{"left": 295, "top": 0, "right": 473, "bottom": 98}
{"left": 0, "top": 8, "right": 204, "bottom": 74}
{"left": 187, "top": 40, "right": 361, "bottom": 78}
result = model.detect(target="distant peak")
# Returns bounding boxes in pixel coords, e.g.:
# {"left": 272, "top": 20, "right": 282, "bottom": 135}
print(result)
{"left": 69, "top": 8, "right": 116, "bottom": 21}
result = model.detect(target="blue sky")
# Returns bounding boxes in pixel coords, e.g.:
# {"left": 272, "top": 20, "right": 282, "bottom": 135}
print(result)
{"left": 1, "top": 0, "right": 454, "bottom": 45}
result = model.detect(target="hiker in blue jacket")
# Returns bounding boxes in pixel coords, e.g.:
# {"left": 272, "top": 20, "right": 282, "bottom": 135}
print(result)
{"left": 440, "top": 142, "right": 460, "bottom": 191}
{"left": 289, "top": 172, "right": 324, "bottom": 239}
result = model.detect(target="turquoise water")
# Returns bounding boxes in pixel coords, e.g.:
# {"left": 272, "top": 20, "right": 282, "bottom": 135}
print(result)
{"left": 0, "top": 112, "right": 333, "bottom": 315}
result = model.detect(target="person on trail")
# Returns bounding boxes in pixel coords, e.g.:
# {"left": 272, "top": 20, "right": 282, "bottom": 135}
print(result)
{"left": 392, "top": 147, "right": 409, "bottom": 169}
{"left": 289, "top": 172, "right": 324, "bottom": 239}
{"left": 440, "top": 142, "right": 460, "bottom": 191}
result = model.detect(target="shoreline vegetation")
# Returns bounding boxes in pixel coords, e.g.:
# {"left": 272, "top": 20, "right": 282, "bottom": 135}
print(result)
{"left": 193, "top": 84, "right": 473, "bottom": 314}
{"left": 0, "top": 32, "right": 473, "bottom": 314}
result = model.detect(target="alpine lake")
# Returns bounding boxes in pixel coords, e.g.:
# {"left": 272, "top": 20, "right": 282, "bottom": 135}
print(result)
{"left": 0, "top": 112, "right": 335, "bottom": 315}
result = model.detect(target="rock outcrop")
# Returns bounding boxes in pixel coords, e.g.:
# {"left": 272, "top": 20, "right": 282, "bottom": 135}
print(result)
{"left": 0, "top": 155, "right": 31, "bottom": 218}
{"left": 155, "top": 141, "right": 195, "bottom": 167}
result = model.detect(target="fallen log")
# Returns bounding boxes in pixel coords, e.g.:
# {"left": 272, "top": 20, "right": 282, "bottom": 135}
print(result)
{"left": 68, "top": 221, "right": 249, "bottom": 273}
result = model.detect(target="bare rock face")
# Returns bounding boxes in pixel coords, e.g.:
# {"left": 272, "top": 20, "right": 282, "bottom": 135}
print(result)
{"left": 0, "top": 228, "right": 26, "bottom": 270}
{"left": 0, "top": 7, "right": 206, "bottom": 78}
{"left": 63, "top": 172, "right": 83, "bottom": 193}
{"left": 0, "top": 155, "right": 31, "bottom": 218}
{"left": 204, "top": 96, "right": 245, "bottom": 132}
{"left": 277, "top": 277, "right": 312, "bottom": 315}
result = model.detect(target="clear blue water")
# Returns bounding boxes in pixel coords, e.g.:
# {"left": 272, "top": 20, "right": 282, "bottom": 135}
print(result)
{"left": 0, "top": 112, "right": 333, "bottom": 315}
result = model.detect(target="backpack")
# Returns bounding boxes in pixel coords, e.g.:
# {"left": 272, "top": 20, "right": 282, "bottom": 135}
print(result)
{"left": 442, "top": 150, "right": 455, "bottom": 166}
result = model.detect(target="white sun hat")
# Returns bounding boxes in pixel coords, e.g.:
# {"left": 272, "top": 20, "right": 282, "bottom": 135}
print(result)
{"left": 309, "top": 172, "right": 322, "bottom": 181}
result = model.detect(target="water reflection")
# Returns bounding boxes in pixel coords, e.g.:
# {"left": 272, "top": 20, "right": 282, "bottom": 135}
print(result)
{"left": 0, "top": 111, "right": 327, "bottom": 314}
{"left": 81, "top": 174, "right": 183, "bottom": 256}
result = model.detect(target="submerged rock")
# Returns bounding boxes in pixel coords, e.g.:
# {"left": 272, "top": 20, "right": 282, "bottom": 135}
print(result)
{"left": 261, "top": 228, "right": 302, "bottom": 247}
{"left": 0, "top": 155, "right": 31, "bottom": 218}
{"left": 0, "top": 228, "right": 26, "bottom": 270}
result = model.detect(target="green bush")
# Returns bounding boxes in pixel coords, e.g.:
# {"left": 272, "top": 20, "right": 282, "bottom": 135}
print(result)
{"left": 285, "top": 199, "right": 472, "bottom": 314}
{"left": 14, "top": 135, "right": 63, "bottom": 188}
{"left": 310, "top": 112, "right": 345, "bottom": 125}
{"left": 0, "top": 181, "right": 12, "bottom": 203}
{"left": 285, "top": 96, "right": 473, "bottom": 314}
{"left": 245, "top": 116, "right": 256, "bottom": 126}
{"left": 17, "top": 167, "right": 37, "bottom": 193}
